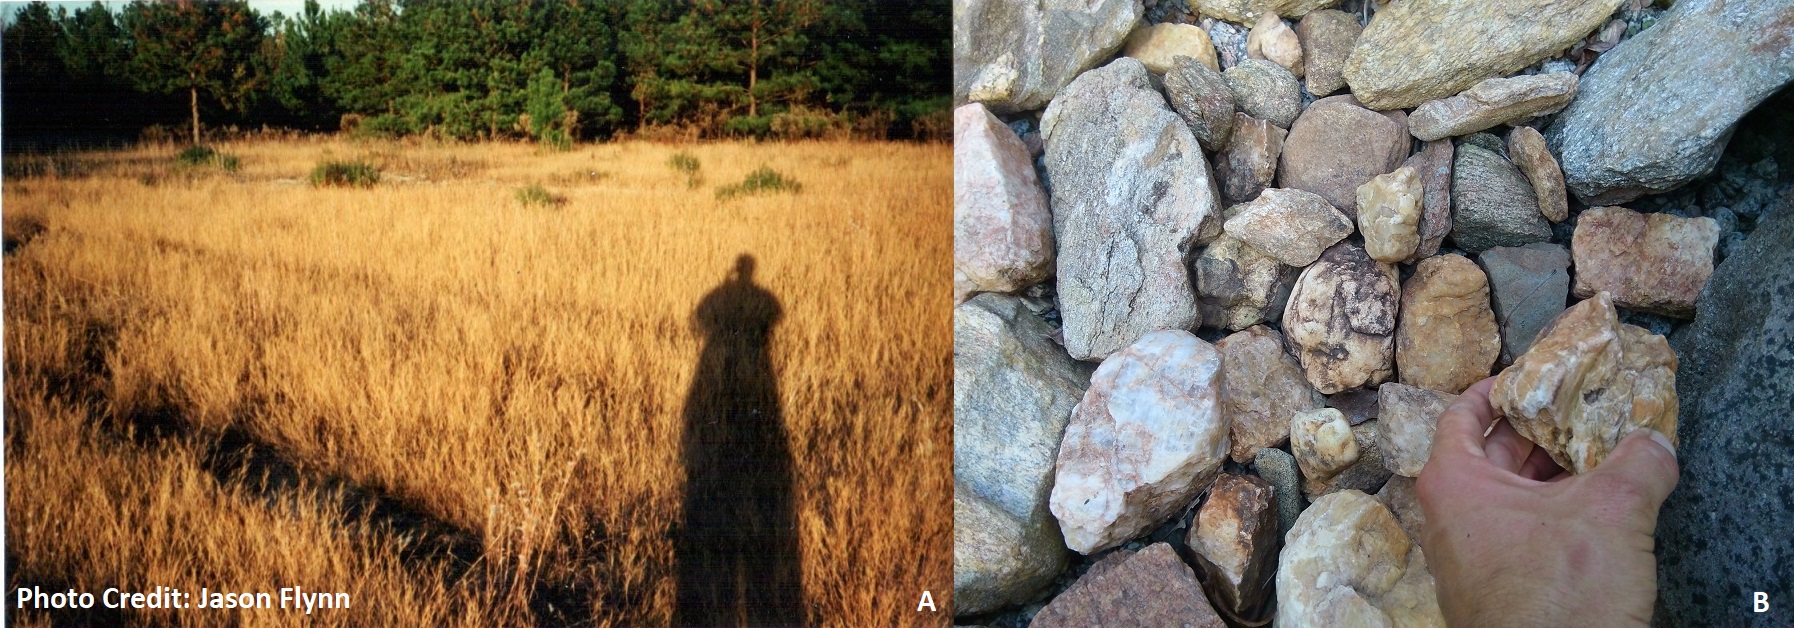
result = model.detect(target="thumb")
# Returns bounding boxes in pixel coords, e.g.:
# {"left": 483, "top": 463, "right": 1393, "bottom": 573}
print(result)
{"left": 1588, "top": 429, "right": 1681, "bottom": 510}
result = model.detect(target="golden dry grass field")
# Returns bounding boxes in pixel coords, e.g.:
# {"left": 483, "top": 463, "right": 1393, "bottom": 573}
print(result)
{"left": 2, "top": 138, "right": 951, "bottom": 626}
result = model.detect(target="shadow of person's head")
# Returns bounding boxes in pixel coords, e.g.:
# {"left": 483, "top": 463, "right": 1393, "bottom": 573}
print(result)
{"left": 733, "top": 254, "right": 756, "bottom": 284}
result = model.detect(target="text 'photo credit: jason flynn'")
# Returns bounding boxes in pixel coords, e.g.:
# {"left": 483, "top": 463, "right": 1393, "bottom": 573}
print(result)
{"left": 2, "top": 0, "right": 953, "bottom": 626}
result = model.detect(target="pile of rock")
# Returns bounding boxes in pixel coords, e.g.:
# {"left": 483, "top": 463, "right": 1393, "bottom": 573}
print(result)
{"left": 955, "top": 0, "right": 1792, "bottom": 624}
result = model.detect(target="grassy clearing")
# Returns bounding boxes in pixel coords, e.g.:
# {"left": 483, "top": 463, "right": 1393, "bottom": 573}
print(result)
{"left": 716, "top": 166, "right": 802, "bottom": 200}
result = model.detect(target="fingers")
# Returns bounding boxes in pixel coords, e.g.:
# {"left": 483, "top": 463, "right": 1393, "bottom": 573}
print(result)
{"left": 1483, "top": 418, "right": 1534, "bottom": 473}
{"left": 1516, "top": 442, "right": 1564, "bottom": 481}
{"left": 1587, "top": 429, "right": 1681, "bottom": 507}
{"left": 1429, "top": 377, "right": 1499, "bottom": 461}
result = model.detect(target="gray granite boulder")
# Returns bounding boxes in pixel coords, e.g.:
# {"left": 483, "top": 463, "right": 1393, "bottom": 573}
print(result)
{"left": 953, "top": 0, "right": 1142, "bottom": 114}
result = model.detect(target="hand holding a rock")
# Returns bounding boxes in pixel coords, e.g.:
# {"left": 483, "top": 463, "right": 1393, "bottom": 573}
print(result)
{"left": 1417, "top": 377, "right": 1679, "bottom": 627}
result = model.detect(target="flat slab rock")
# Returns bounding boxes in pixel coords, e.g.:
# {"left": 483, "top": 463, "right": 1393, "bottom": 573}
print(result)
{"left": 953, "top": 0, "right": 1140, "bottom": 114}
{"left": 1407, "top": 73, "right": 1577, "bottom": 142}
{"left": 1571, "top": 205, "right": 1719, "bottom": 319}
{"left": 1191, "top": 0, "right": 1340, "bottom": 24}
{"left": 1402, "top": 139, "right": 1455, "bottom": 262}
{"left": 1031, "top": 543, "right": 1226, "bottom": 628}
{"left": 1276, "top": 490, "right": 1445, "bottom": 627}
{"left": 1478, "top": 242, "right": 1571, "bottom": 364}
{"left": 954, "top": 103, "right": 1054, "bottom": 303}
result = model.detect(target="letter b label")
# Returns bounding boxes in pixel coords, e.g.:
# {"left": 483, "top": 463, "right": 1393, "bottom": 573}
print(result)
{"left": 1756, "top": 592, "right": 1770, "bottom": 613}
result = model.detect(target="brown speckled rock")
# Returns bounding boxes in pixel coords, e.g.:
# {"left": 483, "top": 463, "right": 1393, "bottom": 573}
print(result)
{"left": 1279, "top": 95, "right": 1409, "bottom": 217}
{"left": 1377, "top": 383, "right": 1456, "bottom": 478}
{"left": 1194, "top": 234, "right": 1299, "bottom": 331}
{"left": 1508, "top": 126, "right": 1569, "bottom": 223}
{"left": 1490, "top": 292, "right": 1679, "bottom": 474}
{"left": 1124, "top": 22, "right": 1219, "bottom": 73}
{"left": 1296, "top": 9, "right": 1360, "bottom": 97}
{"left": 1407, "top": 73, "right": 1578, "bottom": 142}
{"left": 1032, "top": 542, "right": 1227, "bottom": 628}
{"left": 1192, "top": 0, "right": 1341, "bottom": 24}
{"left": 1283, "top": 243, "right": 1399, "bottom": 394}
{"left": 954, "top": 103, "right": 1054, "bottom": 303}
{"left": 1570, "top": 205, "right": 1720, "bottom": 319}
{"left": 1402, "top": 140, "right": 1455, "bottom": 262}
{"left": 1217, "top": 325, "right": 1324, "bottom": 462}
{"left": 1396, "top": 254, "right": 1500, "bottom": 394}
{"left": 1165, "top": 56, "right": 1238, "bottom": 152}
{"left": 1358, "top": 166, "right": 1423, "bottom": 263}
{"left": 1246, "top": 12, "right": 1303, "bottom": 77}
{"left": 1224, "top": 188, "right": 1354, "bottom": 267}
{"left": 1276, "top": 490, "right": 1446, "bottom": 627}
{"left": 1217, "top": 113, "right": 1287, "bottom": 205}
{"left": 1189, "top": 473, "right": 1281, "bottom": 617}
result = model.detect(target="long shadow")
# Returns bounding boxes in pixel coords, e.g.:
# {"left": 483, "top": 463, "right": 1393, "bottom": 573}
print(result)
{"left": 675, "top": 254, "right": 805, "bottom": 627}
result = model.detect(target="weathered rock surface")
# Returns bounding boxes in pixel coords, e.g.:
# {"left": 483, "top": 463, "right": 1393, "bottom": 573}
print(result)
{"left": 1570, "top": 205, "right": 1720, "bottom": 319}
{"left": 954, "top": 104, "right": 1054, "bottom": 303}
{"left": 1218, "top": 325, "right": 1323, "bottom": 462}
{"left": 1279, "top": 96, "right": 1409, "bottom": 217}
{"left": 1450, "top": 142, "right": 1551, "bottom": 254}
{"left": 1658, "top": 201, "right": 1794, "bottom": 624}
{"left": 1291, "top": 407, "right": 1358, "bottom": 484}
{"left": 1342, "top": 0, "right": 1623, "bottom": 110}
{"left": 1478, "top": 243, "right": 1571, "bottom": 364}
{"left": 1224, "top": 188, "right": 1353, "bottom": 267}
{"left": 1407, "top": 73, "right": 1577, "bottom": 142}
{"left": 1396, "top": 254, "right": 1500, "bottom": 394}
{"left": 1124, "top": 22, "right": 1220, "bottom": 74}
{"left": 1050, "top": 330, "right": 1230, "bottom": 553}
{"left": 1189, "top": 473, "right": 1280, "bottom": 617}
{"left": 1224, "top": 60, "right": 1302, "bottom": 129}
{"left": 1216, "top": 113, "right": 1287, "bottom": 205}
{"left": 1165, "top": 56, "right": 1238, "bottom": 153}
{"left": 1507, "top": 126, "right": 1568, "bottom": 223}
{"left": 1194, "top": 234, "right": 1299, "bottom": 331}
{"left": 1254, "top": 447, "right": 1305, "bottom": 538}
{"left": 1192, "top": 0, "right": 1339, "bottom": 24}
{"left": 1375, "top": 475, "right": 1426, "bottom": 542}
{"left": 1377, "top": 383, "right": 1455, "bottom": 478}
{"left": 1358, "top": 166, "right": 1423, "bottom": 263}
{"left": 1326, "top": 387, "right": 1379, "bottom": 426}
{"left": 1282, "top": 243, "right": 1399, "bottom": 394}
{"left": 953, "top": 0, "right": 1142, "bottom": 114}
{"left": 1403, "top": 140, "right": 1455, "bottom": 262}
{"left": 1044, "top": 59, "right": 1221, "bottom": 360}
{"left": 1304, "top": 421, "right": 1392, "bottom": 498}
{"left": 953, "top": 294, "right": 1091, "bottom": 614}
{"left": 1031, "top": 543, "right": 1227, "bottom": 628}
{"left": 1246, "top": 12, "right": 1303, "bottom": 77}
{"left": 1547, "top": 0, "right": 1794, "bottom": 205}
{"left": 1490, "top": 292, "right": 1679, "bottom": 474}
{"left": 1276, "top": 490, "right": 1446, "bottom": 627}
{"left": 1295, "top": 9, "right": 1359, "bottom": 97}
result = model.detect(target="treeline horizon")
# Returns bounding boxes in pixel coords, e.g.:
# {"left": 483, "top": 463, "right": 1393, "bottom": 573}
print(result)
{"left": 2, "top": 0, "right": 949, "bottom": 150}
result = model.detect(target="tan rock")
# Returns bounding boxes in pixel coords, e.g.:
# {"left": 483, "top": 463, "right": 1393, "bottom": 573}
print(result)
{"left": 1224, "top": 188, "right": 1354, "bottom": 266}
{"left": 1491, "top": 292, "right": 1679, "bottom": 474}
{"left": 1189, "top": 473, "right": 1280, "bottom": 617}
{"left": 1296, "top": 9, "right": 1360, "bottom": 97}
{"left": 1192, "top": 0, "right": 1341, "bottom": 24}
{"left": 1216, "top": 113, "right": 1286, "bottom": 205}
{"left": 1571, "top": 205, "right": 1720, "bottom": 319}
{"left": 1396, "top": 255, "right": 1500, "bottom": 394}
{"left": 1290, "top": 407, "right": 1358, "bottom": 483}
{"left": 1402, "top": 140, "right": 1455, "bottom": 262}
{"left": 1032, "top": 543, "right": 1227, "bottom": 628}
{"left": 1304, "top": 420, "right": 1392, "bottom": 498}
{"left": 1194, "top": 234, "right": 1299, "bottom": 331}
{"left": 1376, "top": 383, "right": 1456, "bottom": 477}
{"left": 1217, "top": 325, "right": 1324, "bottom": 462}
{"left": 954, "top": 104, "right": 1054, "bottom": 303}
{"left": 1375, "top": 475, "right": 1426, "bottom": 541}
{"left": 1246, "top": 12, "right": 1304, "bottom": 77}
{"left": 1407, "top": 73, "right": 1579, "bottom": 141}
{"left": 1358, "top": 167, "right": 1424, "bottom": 263}
{"left": 1276, "top": 490, "right": 1446, "bottom": 627}
{"left": 1279, "top": 95, "right": 1409, "bottom": 217}
{"left": 1283, "top": 243, "right": 1399, "bottom": 394}
{"left": 1124, "top": 22, "right": 1220, "bottom": 74}
{"left": 1508, "top": 126, "right": 1569, "bottom": 223}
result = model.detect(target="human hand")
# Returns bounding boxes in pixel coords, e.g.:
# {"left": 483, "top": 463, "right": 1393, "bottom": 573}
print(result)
{"left": 1416, "top": 377, "right": 1679, "bottom": 627}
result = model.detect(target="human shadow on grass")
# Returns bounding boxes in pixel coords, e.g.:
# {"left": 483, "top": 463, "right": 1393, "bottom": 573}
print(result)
{"left": 676, "top": 254, "right": 805, "bottom": 627}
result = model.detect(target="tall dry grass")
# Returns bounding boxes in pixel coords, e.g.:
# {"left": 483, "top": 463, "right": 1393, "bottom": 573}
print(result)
{"left": 3, "top": 138, "right": 952, "bottom": 626}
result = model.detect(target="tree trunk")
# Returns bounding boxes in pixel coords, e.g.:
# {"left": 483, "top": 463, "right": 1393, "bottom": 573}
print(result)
{"left": 190, "top": 86, "right": 200, "bottom": 145}
{"left": 748, "top": 11, "right": 759, "bottom": 119}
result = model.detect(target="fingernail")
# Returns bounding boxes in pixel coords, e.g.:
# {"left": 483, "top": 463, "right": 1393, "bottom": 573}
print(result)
{"left": 1646, "top": 429, "right": 1677, "bottom": 459}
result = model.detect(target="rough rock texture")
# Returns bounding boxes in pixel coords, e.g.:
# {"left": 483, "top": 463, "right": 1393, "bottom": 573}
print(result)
{"left": 1377, "top": 383, "right": 1455, "bottom": 478}
{"left": 1043, "top": 59, "right": 1221, "bottom": 360}
{"left": 1290, "top": 408, "right": 1358, "bottom": 484}
{"left": 1194, "top": 234, "right": 1299, "bottom": 331}
{"left": 1209, "top": 19, "right": 1250, "bottom": 69}
{"left": 1246, "top": 12, "right": 1303, "bottom": 77}
{"left": 1217, "top": 325, "right": 1324, "bottom": 463}
{"left": 1124, "top": 22, "right": 1220, "bottom": 74}
{"left": 1403, "top": 140, "right": 1455, "bottom": 262}
{"left": 1507, "top": 126, "right": 1568, "bottom": 223}
{"left": 1547, "top": 0, "right": 1794, "bottom": 205}
{"left": 1223, "top": 188, "right": 1354, "bottom": 267}
{"left": 1326, "top": 387, "right": 1379, "bottom": 426}
{"left": 1295, "top": 9, "right": 1359, "bottom": 97}
{"left": 1657, "top": 202, "right": 1794, "bottom": 624}
{"left": 1165, "top": 56, "right": 1238, "bottom": 152}
{"left": 1490, "top": 292, "right": 1679, "bottom": 474}
{"left": 1570, "top": 205, "right": 1720, "bottom": 319}
{"left": 1189, "top": 473, "right": 1280, "bottom": 617}
{"left": 1450, "top": 142, "right": 1551, "bottom": 254}
{"left": 1478, "top": 243, "right": 1571, "bottom": 364}
{"left": 1341, "top": 0, "right": 1624, "bottom": 110}
{"left": 1304, "top": 421, "right": 1393, "bottom": 498}
{"left": 1396, "top": 254, "right": 1500, "bottom": 394}
{"left": 953, "top": 294, "right": 1091, "bottom": 614}
{"left": 1192, "top": 0, "right": 1339, "bottom": 24}
{"left": 954, "top": 104, "right": 1054, "bottom": 303}
{"left": 1224, "top": 60, "right": 1302, "bottom": 129}
{"left": 1358, "top": 167, "right": 1423, "bottom": 263}
{"left": 1254, "top": 447, "right": 1305, "bottom": 537}
{"left": 1282, "top": 243, "right": 1400, "bottom": 394}
{"left": 1216, "top": 113, "right": 1287, "bottom": 205}
{"left": 1276, "top": 491, "right": 1446, "bottom": 627}
{"left": 1030, "top": 543, "right": 1227, "bottom": 628}
{"left": 1375, "top": 475, "right": 1426, "bottom": 542}
{"left": 1050, "top": 330, "right": 1230, "bottom": 553}
{"left": 953, "top": 0, "right": 1142, "bottom": 114}
{"left": 1279, "top": 95, "right": 1409, "bottom": 217}
{"left": 1407, "top": 73, "right": 1578, "bottom": 142}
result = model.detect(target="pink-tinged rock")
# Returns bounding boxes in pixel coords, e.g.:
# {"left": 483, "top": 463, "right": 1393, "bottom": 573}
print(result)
{"left": 1282, "top": 242, "right": 1400, "bottom": 394}
{"left": 1217, "top": 113, "right": 1287, "bottom": 205}
{"left": 1189, "top": 473, "right": 1280, "bottom": 617}
{"left": 1377, "top": 383, "right": 1456, "bottom": 477}
{"left": 1296, "top": 9, "right": 1361, "bottom": 97}
{"left": 1276, "top": 491, "right": 1446, "bottom": 627}
{"left": 1571, "top": 205, "right": 1720, "bottom": 319}
{"left": 1508, "top": 126, "right": 1569, "bottom": 222}
{"left": 954, "top": 103, "right": 1054, "bottom": 303}
{"left": 1217, "top": 325, "right": 1324, "bottom": 463}
{"left": 1491, "top": 292, "right": 1679, "bottom": 474}
{"left": 1050, "top": 330, "right": 1231, "bottom": 553}
{"left": 1032, "top": 543, "right": 1227, "bottom": 628}
{"left": 1247, "top": 12, "right": 1304, "bottom": 77}
{"left": 1407, "top": 73, "right": 1578, "bottom": 142}
{"left": 1279, "top": 95, "right": 1409, "bottom": 217}
{"left": 1223, "top": 188, "right": 1354, "bottom": 267}
{"left": 1396, "top": 254, "right": 1500, "bottom": 394}
{"left": 1402, "top": 139, "right": 1455, "bottom": 262}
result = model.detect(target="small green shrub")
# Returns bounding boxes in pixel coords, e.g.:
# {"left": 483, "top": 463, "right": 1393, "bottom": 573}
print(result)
{"left": 515, "top": 183, "right": 566, "bottom": 207}
{"left": 310, "top": 160, "right": 380, "bottom": 188}
{"left": 668, "top": 151, "right": 702, "bottom": 189}
{"left": 716, "top": 166, "right": 801, "bottom": 200}
{"left": 175, "top": 145, "right": 240, "bottom": 172}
